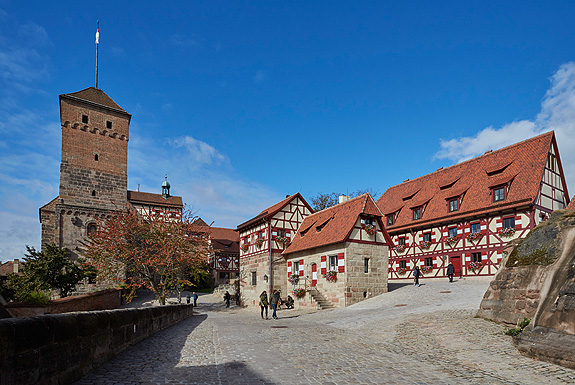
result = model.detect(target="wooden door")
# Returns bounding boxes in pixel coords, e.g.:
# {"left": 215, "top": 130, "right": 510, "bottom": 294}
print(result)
{"left": 451, "top": 256, "right": 461, "bottom": 277}
{"left": 311, "top": 263, "right": 317, "bottom": 286}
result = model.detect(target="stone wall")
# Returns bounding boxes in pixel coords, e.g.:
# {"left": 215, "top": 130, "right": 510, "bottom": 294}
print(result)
{"left": 0, "top": 304, "right": 194, "bottom": 385}
{"left": 5, "top": 289, "right": 123, "bottom": 318}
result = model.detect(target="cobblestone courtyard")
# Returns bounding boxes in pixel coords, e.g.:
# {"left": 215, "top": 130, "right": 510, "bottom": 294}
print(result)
{"left": 75, "top": 279, "right": 575, "bottom": 384}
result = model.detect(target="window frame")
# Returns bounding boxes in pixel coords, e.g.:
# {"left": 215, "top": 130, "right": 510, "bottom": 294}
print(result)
{"left": 424, "top": 257, "right": 433, "bottom": 267}
{"left": 423, "top": 232, "right": 432, "bottom": 243}
{"left": 413, "top": 207, "right": 421, "bottom": 220}
{"left": 329, "top": 255, "right": 338, "bottom": 271}
{"left": 399, "top": 260, "right": 407, "bottom": 269}
{"left": 251, "top": 271, "right": 257, "bottom": 286}
{"left": 503, "top": 216, "right": 515, "bottom": 230}
{"left": 448, "top": 227, "right": 458, "bottom": 238}
{"left": 471, "top": 252, "right": 482, "bottom": 263}
{"left": 493, "top": 186, "right": 506, "bottom": 202}
{"left": 364, "top": 258, "right": 369, "bottom": 273}
{"left": 398, "top": 237, "right": 406, "bottom": 246}
{"left": 387, "top": 215, "right": 394, "bottom": 226}
{"left": 470, "top": 222, "right": 481, "bottom": 234}
{"left": 448, "top": 198, "right": 459, "bottom": 212}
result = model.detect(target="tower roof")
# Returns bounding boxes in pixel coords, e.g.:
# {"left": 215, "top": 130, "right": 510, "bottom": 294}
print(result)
{"left": 60, "top": 87, "right": 130, "bottom": 115}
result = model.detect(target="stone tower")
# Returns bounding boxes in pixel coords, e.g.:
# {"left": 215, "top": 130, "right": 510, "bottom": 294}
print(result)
{"left": 40, "top": 87, "right": 131, "bottom": 259}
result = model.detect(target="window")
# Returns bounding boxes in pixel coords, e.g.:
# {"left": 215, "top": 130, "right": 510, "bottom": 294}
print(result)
{"left": 251, "top": 272, "right": 257, "bottom": 285}
{"left": 503, "top": 216, "right": 515, "bottom": 229}
{"left": 471, "top": 252, "right": 482, "bottom": 263}
{"left": 398, "top": 237, "right": 406, "bottom": 246}
{"left": 257, "top": 231, "right": 263, "bottom": 239}
{"left": 87, "top": 223, "right": 97, "bottom": 236}
{"left": 548, "top": 153, "right": 556, "bottom": 172}
{"left": 293, "top": 261, "right": 300, "bottom": 274}
{"left": 329, "top": 255, "right": 338, "bottom": 271}
{"left": 448, "top": 227, "right": 457, "bottom": 237}
{"left": 94, "top": 154, "right": 99, "bottom": 161}
{"left": 82, "top": 115, "right": 89, "bottom": 124}
{"left": 449, "top": 199, "right": 459, "bottom": 212}
{"left": 471, "top": 222, "right": 481, "bottom": 234}
{"left": 106, "top": 121, "right": 113, "bottom": 129}
{"left": 425, "top": 257, "right": 433, "bottom": 267}
{"left": 277, "top": 229, "right": 285, "bottom": 238}
{"left": 493, "top": 186, "right": 506, "bottom": 202}
{"left": 423, "top": 233, "right": 432, "bottom": 243}
{"left": 363, "top": 218, "right": 374, "bottom": 226}
{"left": 91, "top": 190, "right": 96, "bottom": 197}
{"left": 413, "top": 207, "right": 421, "bottom": 220}
{"left": 387, "top": 215, "right": 394, "bottom": 226}
{"left": 364, "top": 258, "right": 369, "bottom": 273}
{"left": 399, "top": 260, "right": 407, "bottom": 269}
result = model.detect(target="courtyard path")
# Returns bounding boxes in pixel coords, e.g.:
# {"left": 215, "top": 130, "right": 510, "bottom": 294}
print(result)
{"left": 74, "top": 279, "right": 575, "bottom": 384}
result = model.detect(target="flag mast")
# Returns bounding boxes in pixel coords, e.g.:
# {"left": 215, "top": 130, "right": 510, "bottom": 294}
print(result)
{"left": 95, "top": 20, "right": 99, "bottom": 89}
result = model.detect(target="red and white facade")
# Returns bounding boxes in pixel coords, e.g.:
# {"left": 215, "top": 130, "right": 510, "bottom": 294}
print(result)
{"left": 207, "top": 227, "right": 240, "bottom": 286}
{"left": 377, "top": 132, "right": 570, "bottom": 281}
{"left": 283, "top": 194, "right": 394, "bottom": 308}
{"left": 237, "top": 193, "right": 313, "bottom": 307}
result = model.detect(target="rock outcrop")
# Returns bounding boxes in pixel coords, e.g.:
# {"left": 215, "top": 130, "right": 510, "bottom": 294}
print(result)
{"left": 477, "top": 209, "right": 575, "bottom": 368}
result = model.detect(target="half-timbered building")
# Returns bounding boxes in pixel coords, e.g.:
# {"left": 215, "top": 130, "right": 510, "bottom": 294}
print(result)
{"left": 236, "top": 193, "right": 313, "bottom": 307}
{"left": 207, "top": 227, "right": 240, "bottom": 286}
{"left": 283, "top": 194, "right": 394, "bottom": 308}
{"left": 376, "top": 131, "right": 570, "bottom": 281}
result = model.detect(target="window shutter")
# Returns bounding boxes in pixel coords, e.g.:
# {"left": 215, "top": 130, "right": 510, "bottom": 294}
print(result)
{"left": 482, "top": 252, "right": 487, "bottom": 261}
{"left": 515, "top": 215, "right": 522, "bottom": 230}
{"left": 496, "top": 218, "right": 502, "bottom": 229}
{"left": 299, "top": 259, "right": 304, "bottom": 276}
{"left": 480, "top": 220, "right": 487, "bottom": 234}
{"left": 287, "top": 261, "right": 292, "bottom": 277}
{"left": 338, "top": 253, "right": 345, "bottom": 273}
{"left": 272, "top": 227, "right": 277, "bottom": 240}
{"left": 320, "top": 256, "right": 326, "bottom": 275}
{"left": 286, "top": 231, "right": 291, "bottom": 238}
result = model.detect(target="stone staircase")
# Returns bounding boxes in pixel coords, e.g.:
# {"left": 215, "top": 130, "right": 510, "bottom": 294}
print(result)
{"left": 308, "top": 288, "right": 334, "bottom": 310}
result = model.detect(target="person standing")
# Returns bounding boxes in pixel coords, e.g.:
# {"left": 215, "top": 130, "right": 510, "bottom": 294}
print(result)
{"left": 413, "top": 266, "right": 422, "bottom": 287}
{"left": 447, "top": 262, "right": 455, "bottom": 283}
{"left": 270, "top": 289, "right": 280, "bottom": 319}
{"left": 224, "top": 291, "right": 231, "bottom": 307}
{"left": 259, "top": 291, "right": 269, "bottom": 319}
{"left": 192, "top": 292, "right": 198, "bottom": 307}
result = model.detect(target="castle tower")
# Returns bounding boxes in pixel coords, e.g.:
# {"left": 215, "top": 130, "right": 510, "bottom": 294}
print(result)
{"left": 40, "top": 87, "right": 131, "bottom": 258}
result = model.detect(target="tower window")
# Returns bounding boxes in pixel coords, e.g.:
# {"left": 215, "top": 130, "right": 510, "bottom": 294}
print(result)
{"left": 91, "top": 190, "right": 96, "bottom": 197}
{"left": 82, "top": 115, "right": 89, "bottom": 124}
{"left": 94, "top": 154, "right": 99, "bottom": 161}
{"left": 106, "top": 121, "right": 113, "bottom": 129}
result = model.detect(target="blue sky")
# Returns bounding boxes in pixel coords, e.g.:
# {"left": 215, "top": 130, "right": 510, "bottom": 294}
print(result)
{"left": 1, "top": 1, "right": 575, "bottom": 262}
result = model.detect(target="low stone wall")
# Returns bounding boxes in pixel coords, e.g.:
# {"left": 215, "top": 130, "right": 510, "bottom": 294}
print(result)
{"left": 515, "top": 327, "right": 575, "bottom": 369}
{"left": 0, "top": 304, "right": 194, "bottom": 385}
{"left": 5, "top": 288, "right": 124, "bottom": 318}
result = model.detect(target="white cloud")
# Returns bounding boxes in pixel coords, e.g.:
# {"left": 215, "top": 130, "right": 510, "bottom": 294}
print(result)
{"left": 434, "top": 62, "right": 575, "bottom": 197}
{"left": 169, "top": 136, "right": 228, "bottom": 167}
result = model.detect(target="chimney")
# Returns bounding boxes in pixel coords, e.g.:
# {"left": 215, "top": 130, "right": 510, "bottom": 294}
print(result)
{"left": 286, "top": 194, "right": 290, "bottom": 198}
{"left": 339, "top": 195, "right": 350, "bottom": 204}
{"left": 13, "top": 259, "right": 19, "bottom": 274}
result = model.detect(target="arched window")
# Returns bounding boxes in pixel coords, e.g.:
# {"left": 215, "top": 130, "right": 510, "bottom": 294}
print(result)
{"left": 87, "top": 223, "right": 97, "bottom": 237}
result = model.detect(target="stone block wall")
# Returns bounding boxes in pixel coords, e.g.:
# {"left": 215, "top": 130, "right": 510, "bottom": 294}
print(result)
{"left": 344, "top": 242, "right": 389, "bottom": 306}
{"left": 0, "top": 304, "right": 193, "bottom": 385}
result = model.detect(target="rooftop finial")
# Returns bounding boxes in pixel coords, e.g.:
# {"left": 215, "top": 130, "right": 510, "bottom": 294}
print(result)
{"left": 162, "top": 175, "right": 171, "bottom": 199}
{"left": 95, "top": 20, "right": 100, "bottom": 89}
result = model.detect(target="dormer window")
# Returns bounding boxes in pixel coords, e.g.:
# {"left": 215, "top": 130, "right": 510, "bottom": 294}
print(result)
{"left": 413, "top": 207, "right": 421, "bottom": 220}
{"left": 449, "top": 199, "right": 459, "bottom": 212}
{"left": 493, "top": 186, "right": 506, "bottom": 202}
{"left": 362, "top": 217, "right": 374, "bottom": 226}
{"left": 387, "top": 215, "right": 394, "bottom": 226}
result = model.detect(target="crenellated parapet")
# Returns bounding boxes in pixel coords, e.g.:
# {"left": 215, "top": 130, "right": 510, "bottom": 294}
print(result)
{"left": 62, "top": 120, "right": 128, "bottom": 141}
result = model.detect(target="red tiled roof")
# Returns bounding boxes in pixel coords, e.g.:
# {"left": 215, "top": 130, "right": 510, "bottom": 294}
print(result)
{"left": 210, "top": 227, "right": 240, "bottom": 253}
{"left": 377, "top": 132, "right": 557, "bottom": 233}
{"left": 0, "top": 261, "right": 18, "bottom": 276}
{"left": 283, "top": 194, "right": 386, "bottom": 255}
{"left": 237, "top": 192, "right": 313, "bottom": 230}
{"left": 127, "top": 190, "right": 183, "bottom": 208}
{"left": 567, "top": 196, "right": 575, "bottom": 210}
{"left": 61, "top": 87, "right": 129, "bottom": 114}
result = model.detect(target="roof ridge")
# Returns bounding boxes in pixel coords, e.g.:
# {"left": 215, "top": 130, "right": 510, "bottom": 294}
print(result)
{"left": 387, "top": 131, "right": 554, "bottom": 189}
{"left": 306, "top": 194, "right": 366, "bottom": 219}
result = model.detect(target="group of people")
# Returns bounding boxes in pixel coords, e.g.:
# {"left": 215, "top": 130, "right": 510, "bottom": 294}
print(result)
{"left": 413, "top": 262, "right": 456, "bottom": 287}
{"left": 258, "top": 289, "right": 293, "bottom": 319}
{"left": 223, "top": 290, "right": 241, "bottom": 308}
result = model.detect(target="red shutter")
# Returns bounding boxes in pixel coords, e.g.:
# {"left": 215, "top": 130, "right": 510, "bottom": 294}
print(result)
{"left": 272, "top": 227, "right": 277, "bottom": 240}
{"left": 515, "top": 215, "right": 522, "bottom": 230}
{"left": 338, "top": 253, "right": 345, "bottom": 273}
{"left": 480, "top": 220, "right": 487, "bottom": 235}
{"left": 321, "top": 255, "right": 326, "bottom": 275}
{"left": 287, "top": 261, "right": 292, "bottom": 277}
{"left": 299, "top": 259, "right": 304, "bottom": 276}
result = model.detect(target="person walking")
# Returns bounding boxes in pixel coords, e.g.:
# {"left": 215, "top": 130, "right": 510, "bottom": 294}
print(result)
{"left": 224, "top": 291, "right": 231, "bottom": 307}
{"left": 413, "top": 266, "right": 422, "bottom": 287}
{"left": 259, "top": 291, "right": 269, "bottom": 319}
{"left": 447, "top": 262, "right": 455, "bottom": 283}
{"left": 270, "top": 289, "right": 280, "bottom": 319}
{"left": 235, "top": 290, "right": 240, "bottom": 306}
{"left": 192, "top": 292, "right": 198, "bottom": 306}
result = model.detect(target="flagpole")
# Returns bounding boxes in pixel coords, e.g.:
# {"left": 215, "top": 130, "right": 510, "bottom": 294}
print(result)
{"left": 95, "top": 20, "right": 99, "bottom": 89}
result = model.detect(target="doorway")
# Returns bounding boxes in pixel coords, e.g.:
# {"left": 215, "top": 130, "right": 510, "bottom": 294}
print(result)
{"left": 450, "top": 256, "right": 462, "bottom": 277}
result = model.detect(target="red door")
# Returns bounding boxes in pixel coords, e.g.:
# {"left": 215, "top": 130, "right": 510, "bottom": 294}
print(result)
{"left": 311, "top": 263, "right": 317, "bottom": 286}
{"left": 450, "top": 256, "right": 461, "bottom": 277}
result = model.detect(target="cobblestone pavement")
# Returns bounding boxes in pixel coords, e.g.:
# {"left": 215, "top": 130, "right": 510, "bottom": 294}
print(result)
{"left": 75, "top": 279, "right": 575, "bottom": 384}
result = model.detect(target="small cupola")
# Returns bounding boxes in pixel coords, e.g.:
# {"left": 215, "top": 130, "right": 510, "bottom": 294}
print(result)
{"left": 162, "top": 175, "right": 171, "bottom": 199}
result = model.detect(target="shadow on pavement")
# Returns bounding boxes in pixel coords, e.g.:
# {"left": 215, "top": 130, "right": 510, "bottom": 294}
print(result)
{"left": 388, "top": 282, "right": 413, "bottom": 292}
